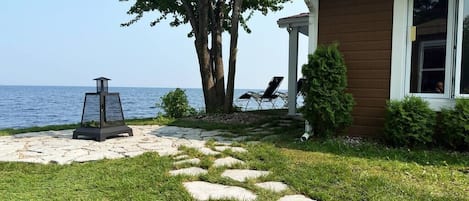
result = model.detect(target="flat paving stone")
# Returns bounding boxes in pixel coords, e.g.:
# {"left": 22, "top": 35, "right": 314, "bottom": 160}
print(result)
{"left": 255, "top": 182, "right": 289, "bottom": 192}
{"left": 213, "top": 157, "right": 245, "bottom": 168}
{"left": 174, "top": 158, "right": 201, "bottom": 165}
{"left": 232, "top": 136, "right": 250, "bottom": 142}
{"left": 221, "top": 169, "right": 270, "bottom": 182}
{"left": 0, "top": 126, "right": 228, "bottom": 165}
{"left": 278, "top": 195, "right": 316, "bottom": 201}
{"left": 214, "top": 146, "right": 248, "bottom": 153}
{"left": 183, "top": 181, "right": 257, "bottom": 201}
{"left": 261, "top": 135, "right": 282, "bottom": 141}
{"left": 174, "top": 155, "right": 190, "bottom": 160}
{"left": 196, "top": 147, "right": 221, "bottom": 156}
{"left": 169, "top": 167, "right": 208, "bottom": 176}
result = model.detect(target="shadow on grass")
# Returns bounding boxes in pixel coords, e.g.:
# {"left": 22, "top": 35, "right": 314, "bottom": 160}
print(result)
{"left": 194, "top": 109, "right": 469, "bottom": 168}
{"left": 266, "top": 122, "right": 469, "bottom": 168}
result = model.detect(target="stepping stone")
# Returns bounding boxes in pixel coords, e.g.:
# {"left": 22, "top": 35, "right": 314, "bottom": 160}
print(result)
{"left": 174, "top": 155, "right": 190, "bottom": 160}
{"left": 261, "top": 135, "right": 282, "bottom": 141}
{"left": 197, "top": 147, "right": 220, "bottom": 155}
{"left": 255, "top": 182, "right": 289, "bottom": 192}
{"left": 183, "top": 181, "right": 257, "bottom": 201}
{"left": 174, "top": 158, "right": 201, "bottom": 165}
{"left": 213, "top": 157, "right": 245, "bottom": 168}
{"left": 169, "top": 167, "right": 208, "bottom": 176}
{"left": 232, "top": 136, "right": 250, "bottom": 142}
{"left": 214, "top": 146, "right": 248, "bottom": 153}
{"left": 221, "top": 169, "right": 270, "bottom": 182}
{"left": 278, "top": 195, "right": 316, "bottom": 201}
{"left": 200, "top": 130, "right": 221, "bottom": 138}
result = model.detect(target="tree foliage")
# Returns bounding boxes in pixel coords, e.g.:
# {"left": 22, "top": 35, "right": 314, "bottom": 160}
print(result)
{"left": 121, "top": 0, "right": 289, "bottom": 33}
{"left": 120, "top": 0, "right": 291, "bottom": 113}
{"left": 301, "top": 43, "right": 355, "bottom": 138}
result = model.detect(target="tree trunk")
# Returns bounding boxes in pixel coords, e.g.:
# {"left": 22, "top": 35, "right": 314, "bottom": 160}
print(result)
{"left": 195, "top": 0, "right": 219, "bottom": 113}
{"left": 224, "top": 0, "right": 243, "bottom": 113}
{"left": 212, "top": 1, "right": 225, "bottom": 112}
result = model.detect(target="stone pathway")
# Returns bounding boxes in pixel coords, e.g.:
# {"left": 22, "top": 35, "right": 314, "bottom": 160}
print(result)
{"left": 170, "top": 141, "right": 315, "bottom": 201}
{"left": 0, "top": 125, "right": 232, "bottom": 165}
{"left": 0, "top": 125, "right": 315, "bottom": 201}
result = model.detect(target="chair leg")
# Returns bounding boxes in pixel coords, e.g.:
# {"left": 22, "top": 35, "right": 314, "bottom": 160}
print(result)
{"left": 245, "top": 99, "right": 251, "bottom": 111}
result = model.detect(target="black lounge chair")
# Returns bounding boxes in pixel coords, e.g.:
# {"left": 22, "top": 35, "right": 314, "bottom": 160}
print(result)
{"left": 278, "top": 78, "right": 306, "bottom": 104}
{"left": 238, "top": 76, "right": 284, "bottom": 109}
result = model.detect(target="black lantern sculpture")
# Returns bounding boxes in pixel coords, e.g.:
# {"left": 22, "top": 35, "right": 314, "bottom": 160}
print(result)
{"left": 73, "top": 77, "right": 133, "bottom": 141}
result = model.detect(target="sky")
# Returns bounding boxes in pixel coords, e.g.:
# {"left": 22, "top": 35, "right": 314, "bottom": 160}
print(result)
{"left": 0, "top": 0, "right": 309, "bottom": 89}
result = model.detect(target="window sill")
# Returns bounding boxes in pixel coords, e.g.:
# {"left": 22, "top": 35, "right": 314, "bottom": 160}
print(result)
{"left": 425, "top": 98, "right": 455, "bottom": 111}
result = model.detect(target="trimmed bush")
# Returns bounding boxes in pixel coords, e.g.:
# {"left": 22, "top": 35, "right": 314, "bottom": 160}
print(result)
{"left": 438, "top": 98, "right": 469, "bottom": 151}
{"left": 157, "top": 88, "right": 195, "bottom": 118}
{"left": 384, "top": 96, "right": 436, "bottom": 147}
{"left": 301, "top": 43, "right": 355, "bottom": 137}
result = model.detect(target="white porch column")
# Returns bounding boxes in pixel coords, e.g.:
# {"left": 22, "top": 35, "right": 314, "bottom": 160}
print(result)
{"left": 305, "top": 0, "right": 319, "bottom": 54}
{"left": 288, "top": 27, "right": 299, "bottom": 115}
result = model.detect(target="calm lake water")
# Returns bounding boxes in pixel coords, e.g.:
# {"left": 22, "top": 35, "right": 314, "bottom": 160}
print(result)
{"left": 0, "top": 86, "right": 286, "bottom": 129}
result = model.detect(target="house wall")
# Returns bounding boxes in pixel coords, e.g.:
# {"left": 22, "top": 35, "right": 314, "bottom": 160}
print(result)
{"left": 317, "top": 0, "right": 393, "bottom": 137}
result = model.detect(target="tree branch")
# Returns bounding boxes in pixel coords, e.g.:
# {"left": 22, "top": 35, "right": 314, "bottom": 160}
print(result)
{"left": 181, "top": 0, "right": 198, "bottom": 36}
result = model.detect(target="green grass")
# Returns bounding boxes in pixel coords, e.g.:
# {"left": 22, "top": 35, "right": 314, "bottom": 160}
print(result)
{"left": 0, "top": 110, "right": 468, "bottom": 200}
{"left": 278, "top": 141, "right": 469, "bottom": 201}
{"left": 0, "top": 124, "right": 80, "bottom": 136}
{"left": 0, "top": 153, "right": 191, "bottom": 200}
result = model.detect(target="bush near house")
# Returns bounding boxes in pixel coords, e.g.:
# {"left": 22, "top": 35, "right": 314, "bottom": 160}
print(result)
{"left": 301, "top": 43, "right": 355, "bottom": 138}
{"left": 384, "top": 96, "right": 436, "bottom": 147}
{"left": 157, "top": 88, "right": 195, "bottom": 118}
{"left": 438, "top": 98, "right": 469, "bottom": 151}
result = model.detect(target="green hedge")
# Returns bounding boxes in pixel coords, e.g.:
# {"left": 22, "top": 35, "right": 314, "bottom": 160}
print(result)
{"left": 384, "top": 96, "right": 436, "bottom": 147}
{"left": 438, "top": 99, "right": 469, "bottom": 151}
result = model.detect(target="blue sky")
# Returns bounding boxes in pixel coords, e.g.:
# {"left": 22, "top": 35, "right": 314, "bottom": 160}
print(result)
{"left": 0, "top": 0, "right": 308, "bottom": 89}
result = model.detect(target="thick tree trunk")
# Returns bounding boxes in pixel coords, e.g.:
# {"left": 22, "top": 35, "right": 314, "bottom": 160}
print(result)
{"left": 212, "top": 1, "right": 226, "bottom": 112}
{"left": 224, "top": 0, "right": 243, "bottom": 113}
{"left": 195, "top": 0, "right": 219, "bottom": 113}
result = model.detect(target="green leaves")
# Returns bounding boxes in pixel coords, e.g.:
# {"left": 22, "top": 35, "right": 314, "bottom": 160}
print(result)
{"left": 384, "top": 96, "right": 436, "bottom": 147}
{"left": 301, "top": 43, "right": 355, "bottom": 138}
{"left": 438, "top": 98, "right": 469, "bottom": 151}
{"left": 121, "top": 0, "right": 292, "bottom": 34}
{"left": 156, "top": 88, "right": 196, "bottom": 118}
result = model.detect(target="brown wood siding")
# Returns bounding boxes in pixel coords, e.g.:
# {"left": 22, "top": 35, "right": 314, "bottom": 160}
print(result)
{"left": 318, "top": 0, "right": 393, "bottom": 137}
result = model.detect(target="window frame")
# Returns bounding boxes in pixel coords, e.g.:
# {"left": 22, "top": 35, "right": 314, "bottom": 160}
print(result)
{"left": 391, "top": 0, "right": 466, "bottom": 110}
{"left": 417, "top": 40, "right": 447, "bottom": 94}
{"left": 455, "top": 0, "right": 469, "bottom": 98}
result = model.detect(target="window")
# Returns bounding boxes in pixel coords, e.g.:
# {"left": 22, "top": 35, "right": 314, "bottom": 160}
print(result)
{"left": 391, "top": 0, "right": 468, "bottom": 109}
{"left": 409, "top": 0, "right": 449, "bottom": 95}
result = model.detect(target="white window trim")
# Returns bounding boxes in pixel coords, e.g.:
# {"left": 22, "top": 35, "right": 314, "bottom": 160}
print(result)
{"left": 391, "top": 0, "right": 460, "bottom": 110}
{"left": 390, "top": 0, "right": 408, "bottom": 101}
{"left": 455, "top": 0, "right": 469, "bottom": 98}
{"left": 417, "top": 40, "right": 446, "bottom": 94}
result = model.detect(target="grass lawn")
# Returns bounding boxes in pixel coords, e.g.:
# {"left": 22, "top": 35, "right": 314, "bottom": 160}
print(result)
{"left": 0, "top": 110, "right": 468, "bottom": 200}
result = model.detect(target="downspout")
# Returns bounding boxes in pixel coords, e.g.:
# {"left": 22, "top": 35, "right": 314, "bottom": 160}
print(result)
{"left": 301, "top": 0, "right": 318, "bottom": 141}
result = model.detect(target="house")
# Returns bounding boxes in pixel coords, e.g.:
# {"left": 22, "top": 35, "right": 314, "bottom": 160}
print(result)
{"left": 278, "top": 0, "right": 469, "bottom": 137}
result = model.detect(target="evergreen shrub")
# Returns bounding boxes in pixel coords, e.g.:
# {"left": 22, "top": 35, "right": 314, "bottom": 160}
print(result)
{"left": 384, "top": 96, "right": 435, "bottom": 147}
{"left": 157, "top": 88, "right": 195, "bottom": 118}
{"left": 438, "top": 98, "right": 469, "bottom": 151}
{"left": 301, "top": 43, "right": 355, "bottom": 137}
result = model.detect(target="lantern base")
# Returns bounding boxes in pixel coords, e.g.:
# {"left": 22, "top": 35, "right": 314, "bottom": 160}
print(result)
{"left": 73, "top": 126, "right": 133, "bottom": 142}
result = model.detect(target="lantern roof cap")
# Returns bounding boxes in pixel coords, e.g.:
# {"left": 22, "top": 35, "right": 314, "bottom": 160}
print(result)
{"left": 94, "top": 77, "right": 111, "bottom": 81}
